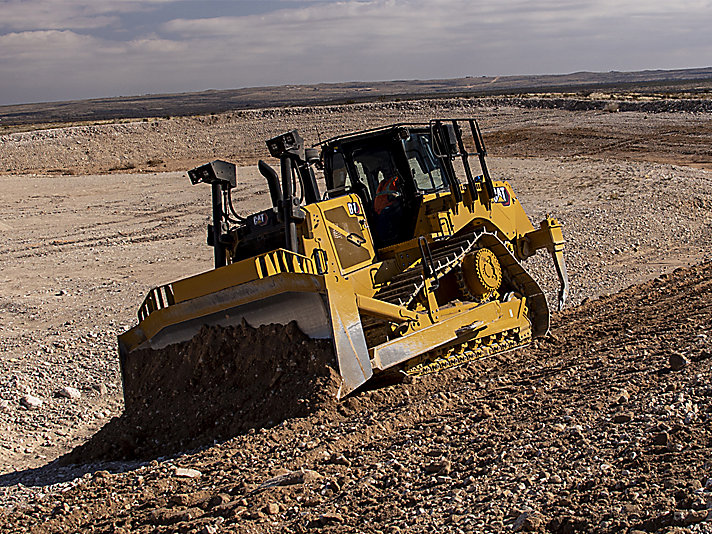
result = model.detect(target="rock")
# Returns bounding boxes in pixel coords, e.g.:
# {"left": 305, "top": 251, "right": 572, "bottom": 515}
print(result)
{"left": 401, "top": 374, "right": 416, "bottom": 384}
{"left": 0, "top": 399, "right": 10, "bottom": 412}
{"left": 93, "top": 384, "right": 109, "bottom": 395}
{"left": 652, "top": 431, "right": 669, "bottom": 446}
{"left": 612, "top": 412, "right": 633, "bottom": 423}
{"left": 56, "top": 386, "right": 81, "bottom": 399}
{"left": 424, "top": 460, "right": 452, "bottom": 475}
{"left": 329, "top": 453, "right": 352, "bottom": 467}
{"left": 616, "top": 390, "right": 631, "bottom": 404}
{"left": 669, "top": 352, "right": 688, "bottom": 371}
{"left": 180, "top": 508, "right": 204, "bottom": 522}
{"left": 257, "top": 469, "right": 320, "bottom": 490}
{"left": 20, "top": 394, "right": 43, "bottom": 410}
{"left": 513, "top": 511, "right": 543, "bottom": 531}
{"left": 173, "top": 467, "right": 202, "bottom": 479}
{"left": 171, "top": 490, "right": 212, "bottom": 507}
{"left": 264, "top": 503, "right": 280, "bottom": 515}
{"left": 319, "top": 512, "right": 344, "bottom": 525}
{"left": 623, "top": 503, "right": 641, "bottom": 517}
{"left": 208, "top": 493, "right": 232, "bottom": 508}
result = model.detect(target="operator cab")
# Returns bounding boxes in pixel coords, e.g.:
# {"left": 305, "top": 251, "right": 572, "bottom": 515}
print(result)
{"left": 321, "top": 126, "right": 450, "bottom": 248}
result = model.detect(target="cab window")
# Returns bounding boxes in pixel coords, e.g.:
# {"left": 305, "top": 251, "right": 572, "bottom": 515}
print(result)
{"left": 351, "top": 146, "right": 400, "bottom": 199}
{"left": 403, "top": 133, "right": 447, "bottom": 193}
{"left": 330, "top": 152, "right": 350, "bottom": 191}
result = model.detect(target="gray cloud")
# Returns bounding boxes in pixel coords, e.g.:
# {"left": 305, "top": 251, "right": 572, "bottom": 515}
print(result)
{"left": 1, "top": 0, "right": 710, "bottom": 105}
{"left": 0, "top": 0, "right": 180, "bottom": 31}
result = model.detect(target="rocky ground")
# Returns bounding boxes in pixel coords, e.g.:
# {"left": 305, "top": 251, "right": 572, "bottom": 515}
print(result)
{"left": 1, "top": 262, "right": 711, "bottom": 533}
{"left": 0, "top": 97, "right": 711, "bottom": 531}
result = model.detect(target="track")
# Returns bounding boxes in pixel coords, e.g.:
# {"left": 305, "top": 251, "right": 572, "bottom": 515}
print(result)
{"left": 367, "top": 229, "right": 549, "bottom": 375}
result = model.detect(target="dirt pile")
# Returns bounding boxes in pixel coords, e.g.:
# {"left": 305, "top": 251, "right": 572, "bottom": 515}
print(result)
{"left": 2, "top": 262, "right": 711, "bottom": 532}
{"left": 63, "top": 321, "right": 339, "bottom": 462}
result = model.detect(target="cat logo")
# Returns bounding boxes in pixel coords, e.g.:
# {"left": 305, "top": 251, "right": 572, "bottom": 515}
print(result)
{"left": 347, "top": 201, "right": 361, "bottom": 216}
{"left": 252, "top": 213, "right": 269, "bottom": 226}
{"left": 492, "top": 186, "right": 511, "bottom": 206}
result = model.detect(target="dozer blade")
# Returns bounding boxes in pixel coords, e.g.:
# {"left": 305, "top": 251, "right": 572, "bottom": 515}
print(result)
{"left": 119, "top": 274, "right": 332, "bottom": 353}
{"left": 119, "top": 255, "right": 375, "bottom": 403}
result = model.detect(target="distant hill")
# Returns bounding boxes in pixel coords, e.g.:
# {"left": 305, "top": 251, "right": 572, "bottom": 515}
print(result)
{"left": 1, "top": 67, "right": 711, "bottom": 128}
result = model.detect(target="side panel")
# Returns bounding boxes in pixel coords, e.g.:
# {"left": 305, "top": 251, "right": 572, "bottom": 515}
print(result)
{"left": 317, "top": 195, "right": 376, "bottom": 275}
{"left": 414, "top": 181, "right": 537, "bottom": 241}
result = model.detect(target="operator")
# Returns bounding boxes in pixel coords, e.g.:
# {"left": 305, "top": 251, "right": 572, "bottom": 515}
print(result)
{"left": 374, "top": 174, "right": 401, "bottom": 215}
{"left": 373, "top": 173, "right": 404, "bottom": 245}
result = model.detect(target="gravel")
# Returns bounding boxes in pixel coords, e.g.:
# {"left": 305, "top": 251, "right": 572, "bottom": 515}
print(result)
{"left": 1, "top": 262, "right": 711, "bottom": 532}
{"left": 0, "top": 99, "right": 711, "bottom": 530}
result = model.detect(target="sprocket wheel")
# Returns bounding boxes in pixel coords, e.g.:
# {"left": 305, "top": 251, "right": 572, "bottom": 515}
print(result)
{"left": 457, "top": 248, "right": 502, "bottom": 302}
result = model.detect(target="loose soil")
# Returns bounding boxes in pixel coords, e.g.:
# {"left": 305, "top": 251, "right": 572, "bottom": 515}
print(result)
{"left": 67, "top": 322, "right": 338, "bottom": 462}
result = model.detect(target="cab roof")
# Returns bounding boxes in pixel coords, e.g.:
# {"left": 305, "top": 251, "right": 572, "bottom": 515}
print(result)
{"left": 316, "top": 122, "right": 432, "bottom": 149}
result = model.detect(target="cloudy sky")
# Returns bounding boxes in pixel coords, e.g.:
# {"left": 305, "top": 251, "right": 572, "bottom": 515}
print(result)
{"left": 1, "top": 0, "right": 710, "bottom": 106}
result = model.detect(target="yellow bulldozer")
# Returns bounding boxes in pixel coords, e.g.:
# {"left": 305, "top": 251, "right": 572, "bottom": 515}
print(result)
{"left": 118, "top": 119, "right": 568, "bottom": 400}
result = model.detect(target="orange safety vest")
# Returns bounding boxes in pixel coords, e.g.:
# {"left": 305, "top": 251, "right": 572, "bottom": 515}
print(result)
{"left": 374, "top": 175, "right": 399, "bottom": 214}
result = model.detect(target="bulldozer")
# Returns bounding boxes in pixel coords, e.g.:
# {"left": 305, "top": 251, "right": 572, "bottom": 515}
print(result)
{"left": 118, "top": 118, "right": 568, "bottom": 400}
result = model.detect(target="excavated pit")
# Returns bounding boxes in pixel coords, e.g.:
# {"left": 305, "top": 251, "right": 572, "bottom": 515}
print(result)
{"left": 64, "top": 321, "right": 340, "bottom": 462}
